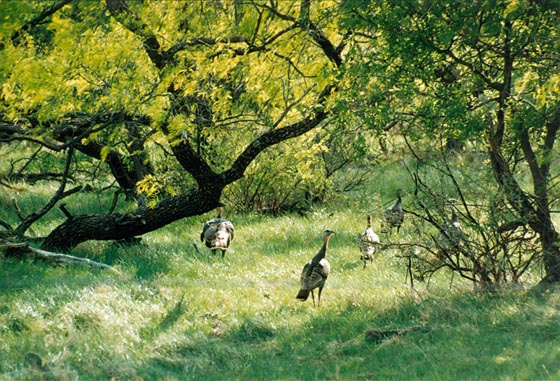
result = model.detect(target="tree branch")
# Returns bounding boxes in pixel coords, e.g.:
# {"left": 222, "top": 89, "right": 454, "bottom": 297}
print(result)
{"left": 41, "top": 186, "right": 220, "bottom": 250}
{"left": 0, "top": 240, "right": 119, "bottom": 272}
{"left": 253, "top": 0, "right": 343, "bottom": 67}
{"left": 161, "top": 122, "right": 221, "bottom": 188}
{"left": 13, "top": 147, "right": 81, "bottom": 237}
{"left": 221, "top": 108, "right": 328, "bottom": 185}
{"left": 6, "top": 0, "right": 73, "bottom": 48}
{"left": 106, "top": 0, "right": 164, "bottom": 69}
{"left": 487, "top": 118, "right": 536, "bottom": 222}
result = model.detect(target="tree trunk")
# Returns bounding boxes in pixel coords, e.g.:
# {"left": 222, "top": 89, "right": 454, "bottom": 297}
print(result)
{"left": 488, "top": 120, "right": 560, "bottom": 284}
{"left": 35, "top": 0, "right": 338, "bottom": 252}
{"left": 41, "top": 186, "right": 221, "bottom": 251}
{"left": 539, "top": 229, "right": 560, "bottom": 284}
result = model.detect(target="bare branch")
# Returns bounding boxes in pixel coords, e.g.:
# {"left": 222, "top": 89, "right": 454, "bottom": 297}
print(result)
{"left": 0, "top": 220, "right": 13, "bottom": 234}
{"left": 0, "top": 240, "right": 119, "bottom": 273}
{"left": 13, "top": 147, "right": 81, "bottom": 237}
{"left": 59, "top": 203, "right": 73, "bottom": 220}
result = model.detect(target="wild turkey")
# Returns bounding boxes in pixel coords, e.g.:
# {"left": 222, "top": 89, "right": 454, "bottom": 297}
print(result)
{"left": 200, "top": 205, "right": 234, "bottom": 258}
{"left": 296, "top": 229, "right": 335, "bottom": 307}
{"left": 359, "top": 214, "right": 380, "bottom": 268}
{"left": 382, "top": 189, "right": 404, "bottom": 234}
{"left": 435, "top": 208, "right": 463, "bottom": 257}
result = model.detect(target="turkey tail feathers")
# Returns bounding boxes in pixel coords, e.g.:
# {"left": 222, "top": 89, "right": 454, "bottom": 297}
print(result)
{"left": 296, "top": 289, "right": 310, "bottom": 301}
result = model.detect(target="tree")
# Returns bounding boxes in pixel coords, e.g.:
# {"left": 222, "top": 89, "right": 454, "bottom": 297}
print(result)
{"left": 400, "top": 147, "right": 541, "bottom": 290}
{"left": 341, "top": 0, "right": 560, "bottom": 284}
{"left": 0, "top": 0, "right": 349, "bottom": 250}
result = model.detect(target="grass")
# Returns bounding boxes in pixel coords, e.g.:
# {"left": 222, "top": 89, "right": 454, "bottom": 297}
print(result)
{"left": 2, "top": 201, "right": 560, "bottom": 380}
{"left": 1, "top": 158, "right": 559, "bottom": 380}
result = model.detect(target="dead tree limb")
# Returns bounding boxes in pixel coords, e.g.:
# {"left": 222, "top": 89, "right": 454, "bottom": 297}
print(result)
{"left": 0, "top": 240, "right": 120, "bottom": 273}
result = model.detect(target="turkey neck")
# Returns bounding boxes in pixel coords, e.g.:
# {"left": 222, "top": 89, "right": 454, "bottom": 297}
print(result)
{"left": 395, "top": 195, "right": 402, "bottom": 209}
{"left": 311, "top": 234, "right": 331, "bottom": 264}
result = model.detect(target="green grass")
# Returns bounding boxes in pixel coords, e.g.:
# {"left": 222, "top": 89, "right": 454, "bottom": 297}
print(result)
{"left": 1, "top": 153, "right": 558, "bottom": 380}
{"left": 2, "top": 203, "right": 560, "bottom": 380}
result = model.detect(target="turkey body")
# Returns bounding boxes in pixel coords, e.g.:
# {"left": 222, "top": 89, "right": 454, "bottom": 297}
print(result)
{"left": 296, "top": 229, "right": 335, "bottom": 306}
{"left": 436, "top": 209, "right": 463, "bottom": 256}
{"left": 359, "top": 214, "right": 380, "bottom": 268}
{"left": 383, "top": 189, "right": 404, "bottom": 234}
{"left": 201, "top": 207, "right": 234, "bottom": 258}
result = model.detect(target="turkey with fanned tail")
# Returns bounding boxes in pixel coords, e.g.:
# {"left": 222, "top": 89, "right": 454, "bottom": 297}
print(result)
{"left": 200, "top": 205, "right": 234, "bottom": 258}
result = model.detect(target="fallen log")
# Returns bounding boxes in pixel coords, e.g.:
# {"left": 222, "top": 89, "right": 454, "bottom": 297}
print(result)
{"left": 0, "top": 240, "right": 120, "bottom": 273}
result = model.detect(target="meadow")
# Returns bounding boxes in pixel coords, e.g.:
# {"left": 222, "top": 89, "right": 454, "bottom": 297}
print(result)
{"left": 1, "top": 177, "right": 560, "bottom": 381}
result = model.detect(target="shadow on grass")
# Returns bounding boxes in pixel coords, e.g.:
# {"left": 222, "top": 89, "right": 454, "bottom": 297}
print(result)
{"left": 135, "top": 290, "right": 560, "bottom": 381}
{"left": 97, "top": 241, "right": 177, "bottom": 280}
{"left": 0, "top": 256, "right": 109, "bottom": 294}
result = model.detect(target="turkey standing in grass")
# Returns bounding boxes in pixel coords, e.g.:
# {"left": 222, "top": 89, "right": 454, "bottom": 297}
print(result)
{"left": 296, "top": 229, "right": 335, "bottom": 307}
{"left": 382, "top": 189, "right": 404, "bottom": 234}
{"left": 200, "top": 206, "right": 234, "bottom": 258}
{"left": 359, "top": 214, "right": 380, "bottom": 268}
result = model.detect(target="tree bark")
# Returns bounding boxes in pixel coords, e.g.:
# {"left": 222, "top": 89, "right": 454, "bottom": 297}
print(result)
{"left": 483, "top": 21, "right": 560, "bottom": 284}
{"left": 488, "top": 110, "right": 560, "bottom": 284}
{"left": 41, "top": 186, "right": 221, "bottom": 251}
{"left": 41, "top": 107, "right": 331, "bottom": 250}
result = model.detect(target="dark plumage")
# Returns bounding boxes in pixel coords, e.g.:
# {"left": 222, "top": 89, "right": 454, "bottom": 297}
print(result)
{"left": 359, "top": 214, "right": 380, "bottom": 268}
{"left": 200, "top": 206, "right": 234, "bottom": 257}
{"left": 382, "top": 189, "right": 404, "bottom": 234}
{"left": 296, "top": 229, "right": 335, "bottom": 307}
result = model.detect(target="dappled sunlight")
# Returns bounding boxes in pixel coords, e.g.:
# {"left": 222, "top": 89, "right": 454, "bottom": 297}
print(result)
{"left": 1, "top": 0, "right": 558, "bottom": 379}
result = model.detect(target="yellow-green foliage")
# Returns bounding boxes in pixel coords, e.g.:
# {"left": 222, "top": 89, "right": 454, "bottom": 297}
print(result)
{"left": 226, "top": 131, "right": 331, "bottom": 212}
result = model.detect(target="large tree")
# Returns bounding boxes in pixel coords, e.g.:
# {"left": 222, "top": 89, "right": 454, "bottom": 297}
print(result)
{"left": 0, "top": 0, "right": 348, "bottom": 250}
{"left": 341, "top": 0, "right": 560, "bottom": 284}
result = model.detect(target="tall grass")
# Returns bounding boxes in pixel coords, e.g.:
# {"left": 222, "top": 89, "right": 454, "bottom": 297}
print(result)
{"left": 2, "top": 195, "right": 560, "bottom": 380}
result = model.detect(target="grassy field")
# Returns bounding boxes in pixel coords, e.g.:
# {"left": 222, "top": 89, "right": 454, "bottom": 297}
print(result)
{"left": 2, "top": 191, "right": 560, "bottom": 380}
{"left": 1, "top": 157, "right": 559, "bottom": 381}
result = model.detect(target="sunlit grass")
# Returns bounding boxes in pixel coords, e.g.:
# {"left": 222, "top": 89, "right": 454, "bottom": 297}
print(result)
{"left": 2, "top": 198, "right": 560, "bottom": 380}
{"left": 1, "top": 163, "right": 560, "bottom": 380}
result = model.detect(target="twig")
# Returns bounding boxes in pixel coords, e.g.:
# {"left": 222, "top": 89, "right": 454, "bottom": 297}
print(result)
{"left": 0, "top": 220, "right": 13, "bottom": 232}
{"left": 59, "top": 203, "right": 73, "bottom": 219}
{"left": 12, "top": 197, "right": 24, "bottom": 221}
{"left": 13, "top": 147, "right": 80, "bottom": 236}
{"left": 0, "top": 240, "right": 120, "bottom": 273}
